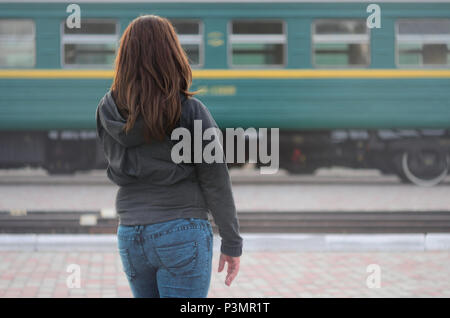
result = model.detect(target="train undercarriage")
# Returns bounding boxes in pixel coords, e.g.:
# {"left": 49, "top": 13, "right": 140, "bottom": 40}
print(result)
{"left": 275, "top": 129, "right": 450, "bottom": 186}
{"left": 0, "top": 129, "right": 449, "bottom": 186}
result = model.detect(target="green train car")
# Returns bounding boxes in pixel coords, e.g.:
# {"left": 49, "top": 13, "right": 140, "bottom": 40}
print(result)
{"left": 0, "top": 0, "right": 450, "bottom": 186}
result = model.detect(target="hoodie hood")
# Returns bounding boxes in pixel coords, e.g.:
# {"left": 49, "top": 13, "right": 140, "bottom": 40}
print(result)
{"left": 96, "top": 90, "right": 187, "bottom": 148}
{"left": 95, "top": 90, "right": 192, "bottom": 186}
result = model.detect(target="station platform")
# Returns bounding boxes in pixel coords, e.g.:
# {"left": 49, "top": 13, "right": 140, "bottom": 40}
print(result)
{"left": 1, "top": 248, "right": 449, "bottom": 298}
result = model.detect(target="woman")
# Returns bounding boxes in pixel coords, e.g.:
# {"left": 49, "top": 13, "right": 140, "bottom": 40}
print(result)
{"left": 95, "top": 15, "right": 242, "bottom": 298}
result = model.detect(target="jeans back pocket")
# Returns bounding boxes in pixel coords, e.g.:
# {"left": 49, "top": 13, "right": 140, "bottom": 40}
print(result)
{"left": 155, "top": 240, "right": 198, "bottom": 276}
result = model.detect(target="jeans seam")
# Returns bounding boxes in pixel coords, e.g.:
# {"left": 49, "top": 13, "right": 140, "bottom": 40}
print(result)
{"left": 119, "top": 248, "right": 136, "bottom": 281}
{"left": 137, "top": 235, "right": 155, "bottom": 268}
{"left": 201, "top": 229, "right": 213, "bottom": 289}
{"left": 150, "top": 241, "right": 165, "bottom": 272}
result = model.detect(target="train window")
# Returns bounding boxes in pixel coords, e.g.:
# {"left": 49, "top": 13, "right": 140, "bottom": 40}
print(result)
{"left": 170, "top": 20, "right": 203, "bottom": 67}
{"left": 396, "top": 20, "right": 450, "bottom": 67}
{"left": 62, "top": 19, "right": 118, "bottom": 68}
{"left": 0, "top": 19, "right": 35, "bottom": 68}
{"left": 313, "top": 20, "right": 370, "bottom": 67}
{"left": 229, "top": 20, "right": 286, "bottom": 67}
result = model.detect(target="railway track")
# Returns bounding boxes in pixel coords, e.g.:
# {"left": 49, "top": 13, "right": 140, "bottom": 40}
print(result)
{"left": 1, "top": 172, "right": 446, "bottom": 186}
{"left": 0, "top": 168, "right": 436, "bottom": 185}
{"left": 1, "top": 210, "right": 450, "bottom": 234}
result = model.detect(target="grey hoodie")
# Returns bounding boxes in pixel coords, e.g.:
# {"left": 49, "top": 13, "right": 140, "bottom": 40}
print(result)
{"left": 95, "top": 91, "right": 242, "bottom": 257}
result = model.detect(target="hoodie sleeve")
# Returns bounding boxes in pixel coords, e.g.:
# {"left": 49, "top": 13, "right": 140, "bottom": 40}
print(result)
{"left": 188, "top": 99, "right": 243, "bottom": 257}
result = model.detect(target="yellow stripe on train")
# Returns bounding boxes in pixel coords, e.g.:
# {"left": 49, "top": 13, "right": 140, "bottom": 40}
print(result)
{"left": 1, "top": 69, "right": 450, "bottom": 79}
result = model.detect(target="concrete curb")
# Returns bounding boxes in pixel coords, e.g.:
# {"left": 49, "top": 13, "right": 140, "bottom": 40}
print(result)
{"left": 1, "top": 233, "right": 450, "bottom": 252}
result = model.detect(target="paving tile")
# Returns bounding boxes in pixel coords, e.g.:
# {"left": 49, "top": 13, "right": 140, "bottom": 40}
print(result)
{"left": 0, "top": 251, "right": 449, "bottom": 298}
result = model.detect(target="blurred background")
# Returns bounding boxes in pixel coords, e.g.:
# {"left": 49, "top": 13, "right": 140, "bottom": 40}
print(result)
{"left": 0, "top": 0, "right": 449, "bottom": 298}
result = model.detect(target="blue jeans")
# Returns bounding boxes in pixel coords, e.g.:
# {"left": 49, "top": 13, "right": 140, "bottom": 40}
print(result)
{"left": 117, "top": 218, "right": 213, "bottom": 298}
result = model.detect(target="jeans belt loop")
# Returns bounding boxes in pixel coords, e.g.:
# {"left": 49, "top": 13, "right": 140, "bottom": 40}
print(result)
{"left": 135, "top": 225, "right": 143, "bottom": 235}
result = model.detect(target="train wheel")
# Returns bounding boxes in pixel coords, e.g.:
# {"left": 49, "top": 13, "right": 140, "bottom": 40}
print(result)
{"left": 399, "top": 149, "right": 448, "bottom": 186}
